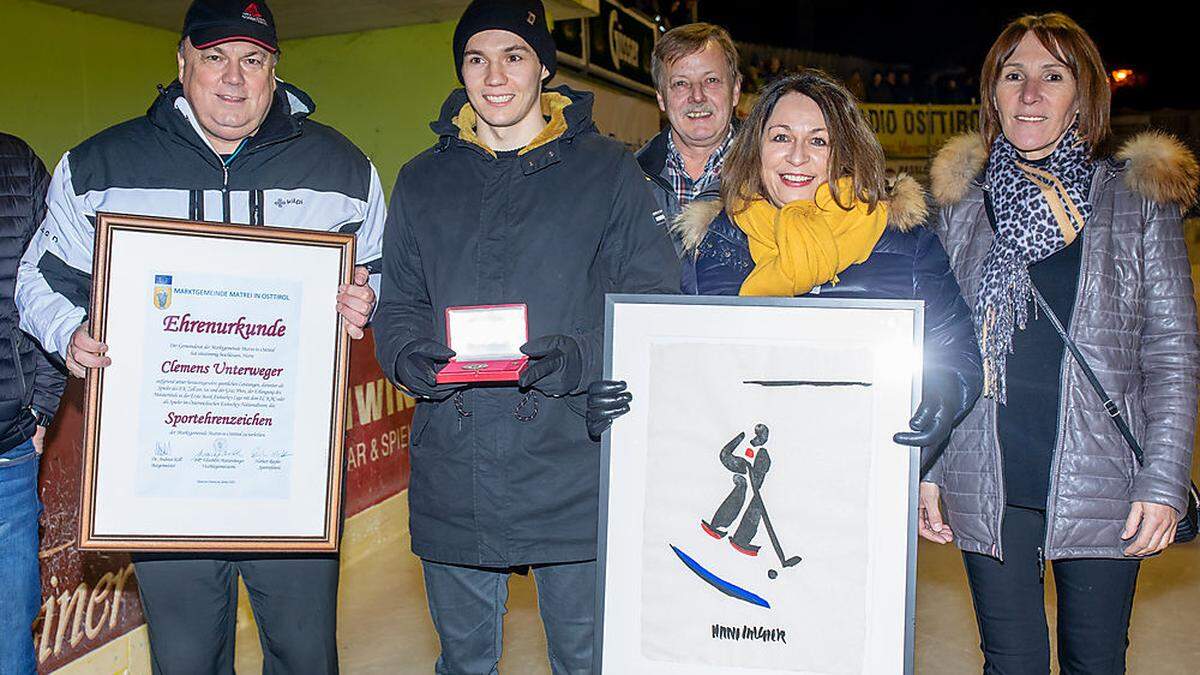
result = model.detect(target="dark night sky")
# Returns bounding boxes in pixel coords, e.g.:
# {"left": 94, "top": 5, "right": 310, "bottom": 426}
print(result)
{"left": 698, "top": 1, "right": 1198, "bottom": 109}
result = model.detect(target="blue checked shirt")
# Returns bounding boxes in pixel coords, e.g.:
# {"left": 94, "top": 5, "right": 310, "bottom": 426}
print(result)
{"left": 665, "top": 128, "right": 734, "bottom": 208}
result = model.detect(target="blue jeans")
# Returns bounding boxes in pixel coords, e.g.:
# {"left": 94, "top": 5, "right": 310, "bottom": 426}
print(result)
{"left": 421, "top": 559, "right": 596, "bottom": 675}
{"left": 0, "top": 440, "right": 41, "bottom": 675}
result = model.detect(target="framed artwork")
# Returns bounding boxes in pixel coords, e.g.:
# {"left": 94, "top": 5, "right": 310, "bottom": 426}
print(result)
{"left": 596, "top": 295, "right": 923, "bottom": 674}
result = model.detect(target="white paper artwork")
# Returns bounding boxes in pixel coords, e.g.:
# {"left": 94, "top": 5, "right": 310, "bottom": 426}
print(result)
{"left": 599, "top": 299, "right": 919, "bottom": 675}
{"left": 642, "top": 342, "right": 873, "bottom": 673}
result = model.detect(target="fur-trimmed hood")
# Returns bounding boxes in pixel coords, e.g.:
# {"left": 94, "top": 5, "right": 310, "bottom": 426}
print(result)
{"left": 930, "top": 131, "right": 1200, "bottom": 211}
{"left": 671, "top": 174, "right": 928, "bottom": 254}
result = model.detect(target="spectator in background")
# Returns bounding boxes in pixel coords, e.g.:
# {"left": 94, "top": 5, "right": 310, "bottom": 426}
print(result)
{"left": 765, "top": 55, "right": 785, "bottom": 82}
{"left": 896, "top": 70, "right": 916, "bottom": 103}
{"left": 941, "top": 76, "right": 964, "bottom": 103}
{"left": 847, "top": 69, "right": 867, "bottom": 101}
{"left": 920, "top": 73, "right": 940, "bottom": 102}
{"left": 741, "top": 60, "right": 763, "bottom": 94}
{"left": 868, "top": 70, "right": 894, "bottom": 102}
{"left": 667, "top": 0, "right": 698, "bottom": 28}
{"left": 964, "top": 74, "right": 979, "bottom": 104}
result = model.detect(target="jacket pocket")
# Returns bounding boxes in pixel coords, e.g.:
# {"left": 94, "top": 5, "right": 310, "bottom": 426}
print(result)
{"left": 9, "top": 332, "right": 26, "bottom": 395}
{"left": 409, "top": 403, "right": 435, "bottom": 450}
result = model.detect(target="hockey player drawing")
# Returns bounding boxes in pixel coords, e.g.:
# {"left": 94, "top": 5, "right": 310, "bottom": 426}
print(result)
{"left": 702, "top": 424, "right": 773, "bottom": 555}
{"left": 701, "top": 423, "right": 803, "bottom": 572}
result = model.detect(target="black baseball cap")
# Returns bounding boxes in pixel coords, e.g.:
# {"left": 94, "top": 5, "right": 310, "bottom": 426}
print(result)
{"left": 182, "top": 0, "right": 279, "bottom": 54}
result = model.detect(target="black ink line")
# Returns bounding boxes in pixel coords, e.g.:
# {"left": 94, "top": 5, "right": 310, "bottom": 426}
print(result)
{"left": 743, "top": 380, "right": 872, "bottom": 387}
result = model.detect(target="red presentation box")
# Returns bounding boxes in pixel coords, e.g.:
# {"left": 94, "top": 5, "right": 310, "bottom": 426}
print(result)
{"left": 436, "top": 304, "right": 530, "bottom": 384}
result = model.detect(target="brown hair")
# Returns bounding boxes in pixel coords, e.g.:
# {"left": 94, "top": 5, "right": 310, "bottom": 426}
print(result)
{"left": 651, "top": 23, "right": 740, "bottom": 95}
{"left": 721, "top": 69, "right": 886, "bottom": 214}
{"left": 979, "top": 13, "right": 1110, "bottom": 151}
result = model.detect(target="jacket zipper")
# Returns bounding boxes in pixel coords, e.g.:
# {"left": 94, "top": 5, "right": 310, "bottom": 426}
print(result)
{"left": 221, "top": 164, "right": 231, "bottom": 222}
{"left": 990, "top": 391, "right": 1006, "bottom": 560}
{"left": 1041, "top": 167, "right": 1105, "bottom": 560}
{"left": 217, "top": 138, "right": 252, "bottom": 223}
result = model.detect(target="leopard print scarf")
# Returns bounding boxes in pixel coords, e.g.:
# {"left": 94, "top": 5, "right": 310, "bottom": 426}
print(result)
{"left": 976, "top": 125, "right": 1095, "bottom": 402}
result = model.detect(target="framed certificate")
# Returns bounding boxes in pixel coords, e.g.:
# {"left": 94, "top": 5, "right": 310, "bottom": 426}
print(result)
{"left": 79, "top": 213, "right": 355, "bottom": 552}
{"left": 595, "top": 295, "right": 923, "bottom": 674}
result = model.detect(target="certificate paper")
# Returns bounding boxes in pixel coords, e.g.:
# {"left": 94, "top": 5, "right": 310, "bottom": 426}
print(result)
{"left": 136, "top": 272, "right": 303, "bottom": 501}
{"left": 80, "top": 214, "right": 353, "bottom": 551}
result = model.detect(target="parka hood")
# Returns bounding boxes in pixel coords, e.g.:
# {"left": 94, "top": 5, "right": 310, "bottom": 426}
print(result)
{"left": 430, "top": 84, "right": 597, "bottom": 148}
{"left": 930, "top": 131, "right": 1199, "bottom": 211}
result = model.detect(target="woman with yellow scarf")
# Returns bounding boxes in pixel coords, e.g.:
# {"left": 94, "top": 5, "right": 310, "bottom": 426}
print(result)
{"left": 584, "top": 70, "right": 982, "bottom": 461}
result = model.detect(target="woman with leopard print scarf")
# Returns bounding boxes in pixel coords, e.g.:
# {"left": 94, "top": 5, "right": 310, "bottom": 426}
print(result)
{"left": 922, "top": 12, "right": 1200, "bottom": 674}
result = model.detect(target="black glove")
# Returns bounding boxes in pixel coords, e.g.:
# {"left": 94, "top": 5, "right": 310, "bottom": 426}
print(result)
{"left": 893, "top": 374, "right": 969, "bottom": 448}
{"left": 395, "top": 338, "right": 457, "bottom": 399}
{"left": 586, "top": 380, "right": 632, "bottom": 439}
{"left": 518, "top": 335, "right": 584, "bottom": 396}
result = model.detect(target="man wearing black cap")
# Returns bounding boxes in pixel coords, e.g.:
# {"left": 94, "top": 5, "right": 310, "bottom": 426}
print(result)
{"left": 15, "top": 1, "right": 383, "bottom": 672}
{"left": 373, "top": 0, "right": 678, "bottom": 672}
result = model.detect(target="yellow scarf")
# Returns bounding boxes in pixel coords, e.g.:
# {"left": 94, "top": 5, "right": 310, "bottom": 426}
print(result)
{"left": 735, "top": 178, "right": 888, "bottom": 296}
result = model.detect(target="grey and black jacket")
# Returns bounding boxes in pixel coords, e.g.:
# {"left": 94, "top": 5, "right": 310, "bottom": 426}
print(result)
{"left": 16, "top": 80, "right": 385, "bottom": 360}
{"left": 374, "top": 85, "right": 680, "bottom": 566}
{"left": 0, "top": 133, "right": 66, "bottom": 453}
{"left": 928, "top": 131, "right": 1200, "bottom": 560}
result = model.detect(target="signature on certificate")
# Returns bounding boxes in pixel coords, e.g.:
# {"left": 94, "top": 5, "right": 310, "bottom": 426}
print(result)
{"left": 154, "top": 441, "right": 172, "bottom": 457}
{"left": 252, "top": 447, "right": 293, "bottom": 460}
{"left": 192, "top": 438, "right": 244, "bottom": 460}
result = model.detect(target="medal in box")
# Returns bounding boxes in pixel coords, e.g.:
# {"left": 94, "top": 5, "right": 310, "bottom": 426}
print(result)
{"left": 436, "top": 304, "right": 530, "bottom": 384}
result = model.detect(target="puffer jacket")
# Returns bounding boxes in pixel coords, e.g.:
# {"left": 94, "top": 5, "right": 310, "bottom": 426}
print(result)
{"left": 927, "top": 131, "right": 1200, "bottom": 560}
{"left": 674, "top": 175, "right": 983, "bottom": 466}
{"left": 374, "top": 85, "right": 680, "bottom": 566}
{"left": 0, "top": 133, "right": 66, "bottom": 453}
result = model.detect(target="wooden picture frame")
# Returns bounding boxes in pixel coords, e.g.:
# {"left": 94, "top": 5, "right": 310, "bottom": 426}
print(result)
{"left": 79, "top": 213, "right": 354, "bottom": 551}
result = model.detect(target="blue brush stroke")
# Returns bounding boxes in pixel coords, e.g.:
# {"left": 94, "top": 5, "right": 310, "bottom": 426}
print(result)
{"left": 670, "top": 544, "right": 771, "bottom": 608}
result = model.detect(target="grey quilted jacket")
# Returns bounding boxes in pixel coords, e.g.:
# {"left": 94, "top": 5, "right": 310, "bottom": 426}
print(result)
{"left": 926, "top": 131, "right": 1200, "bottom": 560}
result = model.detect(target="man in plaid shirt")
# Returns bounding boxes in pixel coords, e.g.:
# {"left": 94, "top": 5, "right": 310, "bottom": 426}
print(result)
{"left": 637, "top": 23, "right": 742, "bottom": 292}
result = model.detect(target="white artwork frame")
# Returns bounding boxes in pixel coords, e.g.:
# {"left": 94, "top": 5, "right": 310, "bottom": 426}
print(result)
{"left": 595, "top": 295, "right": 923, "bottom": 675}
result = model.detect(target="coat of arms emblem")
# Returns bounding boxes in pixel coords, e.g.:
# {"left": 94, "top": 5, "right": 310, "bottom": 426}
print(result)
{"left": 152, "top": 274, "right": 172, "bottom": 310}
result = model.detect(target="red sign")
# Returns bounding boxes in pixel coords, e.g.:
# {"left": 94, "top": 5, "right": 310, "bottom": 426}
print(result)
{"left": 33, "top": 330, "right": 411, "bottom": 672}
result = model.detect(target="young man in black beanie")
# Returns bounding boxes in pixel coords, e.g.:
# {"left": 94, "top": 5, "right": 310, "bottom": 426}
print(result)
{"left": 373, "top": 0, "right": 678, "bottom": 671}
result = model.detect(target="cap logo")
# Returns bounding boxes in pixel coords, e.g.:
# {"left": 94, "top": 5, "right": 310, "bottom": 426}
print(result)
{"left": 242, "top": 2, "right": 268, "bottom": 26}
{"left": 527, "top": 11, "right": 536, "bottom": 26}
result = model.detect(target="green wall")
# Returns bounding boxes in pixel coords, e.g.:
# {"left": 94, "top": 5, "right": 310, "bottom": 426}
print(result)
{"left": 276, "top": 23, "right": 460, "bottom": 189}
{"left": 0, "top": 0, "right": 460, "bottom": 190}
{"left": 0, "top": 0, "right": 178, "bottom": 168}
